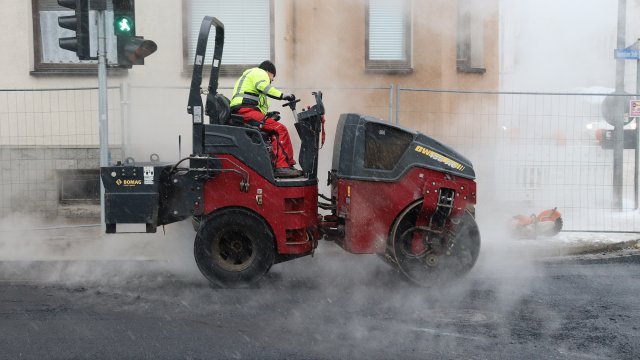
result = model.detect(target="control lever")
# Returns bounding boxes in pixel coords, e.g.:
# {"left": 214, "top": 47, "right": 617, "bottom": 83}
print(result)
{"left": 283, "top": 98, "right": 301, "bottom": 122}
{"left": 282, "top": 98, "right": 301, "bottom": 110}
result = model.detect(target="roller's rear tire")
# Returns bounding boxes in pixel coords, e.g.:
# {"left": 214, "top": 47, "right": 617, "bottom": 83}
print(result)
{"left": 194, "top": 208, "right": 275, "bottom": 288}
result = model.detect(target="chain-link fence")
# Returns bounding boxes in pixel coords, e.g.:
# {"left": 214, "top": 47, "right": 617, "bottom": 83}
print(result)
{"left": 123, "top": 84, "right": 395, "bottom": 169}
{"left": 0, "top": 84, "right": 393, "bottom": 218}
{"left": 397, "top": 88, "right": 640, "bottom": 233}
{"left": 3, "top": 84, "right": 637, "bottom": 233}
{"left": 0, "top": 87, "right": 123, "bottom": 217}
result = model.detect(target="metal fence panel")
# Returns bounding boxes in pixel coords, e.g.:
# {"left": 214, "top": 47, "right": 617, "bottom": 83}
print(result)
{"left": 398, "top": 88, "right": 640, "bottom": 232}
{"left": 3, "top": 83, "right": 637, "bottom": 233}
{"left": 0, "top": 87, "right": 122, "bottom": 217}
{"left": 124, "top": 84, "right": 394, "bottom": 174}
{"left": 0, "top": 84, "right": 392, "bottom": 218}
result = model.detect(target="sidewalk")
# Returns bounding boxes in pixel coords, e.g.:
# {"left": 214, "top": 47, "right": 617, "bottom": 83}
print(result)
{"left": 508, "top": 232, "right": 640, "bottom": 258}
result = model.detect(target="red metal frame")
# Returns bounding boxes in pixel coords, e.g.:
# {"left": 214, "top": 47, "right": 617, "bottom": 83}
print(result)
{"left": 202, "top": 154, "right": 477, "bottom": 259}
{"left": 331, "top": 168, "right": 476, "bottom": 254}
{"left": 202, "top": 155, "right": 318, "bottom": 255}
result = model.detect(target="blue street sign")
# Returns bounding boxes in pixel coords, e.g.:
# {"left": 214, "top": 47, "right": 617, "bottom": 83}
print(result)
{"left": 614, "top": 48, "right": 640, "bottom": 60}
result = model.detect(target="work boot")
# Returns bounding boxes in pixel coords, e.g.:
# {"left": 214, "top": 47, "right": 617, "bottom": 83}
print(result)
{"left": 274, "top": 167, "right": 303, "bottom": 178}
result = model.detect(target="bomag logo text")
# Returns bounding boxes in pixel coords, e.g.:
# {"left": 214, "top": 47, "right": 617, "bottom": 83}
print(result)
{"left": 117, "top": 179, "right": 143, "bottom": 186}
{"left": 124, "top": 179, "right": 142, "bottom": 186}
{"left": 414, "top": 145, "right": 465, "bottom": 171}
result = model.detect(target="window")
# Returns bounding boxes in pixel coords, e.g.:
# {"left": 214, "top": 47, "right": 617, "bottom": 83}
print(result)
{"left": 457, "top": 0, "right": 486, "bottom": 74}
{"left": 32, "top": 0, "right": 118, "bottom": 75}
{"left": 366, "top": 0, "right": 412, "bottom": 73}
{"left": 183, "top": 0, "right": 274, "bottom": 77}
{"left": 364, "top": 123, "right": 413, "bottom": 170}
{"left": 58, "top": 169, "right": 100, "bottom": 204}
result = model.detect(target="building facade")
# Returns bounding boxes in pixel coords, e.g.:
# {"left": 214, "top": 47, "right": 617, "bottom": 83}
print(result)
{"left": 0, "top": 0, "right": 499, "bottom": 217}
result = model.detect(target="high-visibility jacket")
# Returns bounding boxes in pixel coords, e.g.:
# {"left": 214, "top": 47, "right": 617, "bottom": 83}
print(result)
{"left": 230, "top": 67, "right": 283, "bottom": 115}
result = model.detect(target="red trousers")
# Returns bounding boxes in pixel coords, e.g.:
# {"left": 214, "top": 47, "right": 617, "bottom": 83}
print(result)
{"left": 236, "top": 108, "right": 296, "bottom": 169}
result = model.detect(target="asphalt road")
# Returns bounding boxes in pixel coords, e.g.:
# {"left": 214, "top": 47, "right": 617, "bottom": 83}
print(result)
{"left": 0, "top": 244, "right": 639, "bottom": 360}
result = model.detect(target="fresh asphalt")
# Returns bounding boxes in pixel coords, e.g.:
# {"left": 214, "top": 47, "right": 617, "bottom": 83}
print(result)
{"left": 0, "top": 243, "right": 639, "bottom": 360}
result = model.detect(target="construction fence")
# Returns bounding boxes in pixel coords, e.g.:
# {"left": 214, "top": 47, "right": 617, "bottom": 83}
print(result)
{"left": 395, "top": 88, "right": 640, "bottom": 233}
{"left": 0, "top": 87, "right": 124, "bottom": 217}
{"left": 1, "top": 84, "right": 639, "bottom": 232}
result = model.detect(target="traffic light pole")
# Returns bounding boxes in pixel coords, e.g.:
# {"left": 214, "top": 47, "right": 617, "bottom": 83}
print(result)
{"left": 633, "top": 54, "right": 640, "bottom": 210}
{"left": 56, "top": 1, "right": 155, "bottom": 230}
{"left": 614, "top": 0, "right": 627, "bottom": 210}
{"left": 97, "top": 8, "right": 109, "bottom": 231}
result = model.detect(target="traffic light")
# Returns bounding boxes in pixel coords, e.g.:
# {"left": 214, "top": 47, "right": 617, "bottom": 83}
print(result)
{"left": 113, "top": 0, "right": 157, "bottom": 68}
{"left": 117, "top": 37, "right": 158, "bottom": 68}
{"left": 57, "top": 0, "right": 92, "bottom": 60}
{"left": 113, "top": 0, "right": 135, "bottom": 36}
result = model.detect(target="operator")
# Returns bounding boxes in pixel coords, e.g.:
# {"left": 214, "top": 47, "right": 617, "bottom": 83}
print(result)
{"left": 230, "top": 60, "right": 302, "bottom": 178}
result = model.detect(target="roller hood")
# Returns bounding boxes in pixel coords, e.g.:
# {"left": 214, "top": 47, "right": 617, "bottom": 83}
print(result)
{"left": 331, "top": 113, "right": 475, "bottom": 181}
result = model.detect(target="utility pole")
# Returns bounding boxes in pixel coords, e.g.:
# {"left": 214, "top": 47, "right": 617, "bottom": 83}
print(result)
{"left": 96, "top": 0, "right": 110, "bottom": 231}
{"left": 613, "top": 0, "right": 627, "bottom": 209}
{"left": 636, "top": 48, "right": 639, "bottom": 209}
{"left": 57, "top": 0, "right": 156, "bottom": 231}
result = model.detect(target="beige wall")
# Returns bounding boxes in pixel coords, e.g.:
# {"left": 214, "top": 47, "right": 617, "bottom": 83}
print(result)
{"left": 1, "top": 0, "right": 499, "bottom": 158}
{"left": 1, "top": 0, "right": 188, "bottom": 89}
{"left": 285, "top": 0, "right": 498, "bottom": 89}
{"left": 1, "top": 0, "right": 498, "bottom": 90}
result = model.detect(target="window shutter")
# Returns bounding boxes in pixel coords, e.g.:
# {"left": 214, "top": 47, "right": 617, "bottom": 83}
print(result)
{"left": 368, "top": 0, "right": 407, "bottom": 61}
{"left": 189, "top": 0, "right": 270, "bottom": 66}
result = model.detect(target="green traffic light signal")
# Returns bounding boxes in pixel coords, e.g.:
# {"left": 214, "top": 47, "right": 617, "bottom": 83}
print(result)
{"left": 114, "top": 16, "right": 134, "bottom": 35}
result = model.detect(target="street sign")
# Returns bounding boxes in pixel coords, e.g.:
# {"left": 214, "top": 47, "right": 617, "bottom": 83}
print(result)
{"left": 614, "top": 48, "right": 640, "bottom": 60}
{"left": 630, "top": 100, "right": 640, "bottom": 118}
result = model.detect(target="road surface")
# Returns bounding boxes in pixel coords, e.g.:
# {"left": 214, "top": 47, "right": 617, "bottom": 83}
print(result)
{"left": 0, "top": 242, "right": 639, "bottom": 359}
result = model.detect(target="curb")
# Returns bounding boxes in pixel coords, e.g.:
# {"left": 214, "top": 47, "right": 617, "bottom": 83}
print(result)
{"left": 541, "top": 240, "right": 640, "bottom": 265}
{"left": 560, "top": 239, "right": 640, "bottom": 256}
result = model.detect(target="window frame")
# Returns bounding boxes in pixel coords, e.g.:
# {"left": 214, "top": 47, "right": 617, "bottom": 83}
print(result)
{"left": 58, "top": 169, "right": 101, "bottom": 205}
{"left": 181, "top": 0, "right": 275, "bottom": 78}
{"left": 365, "top": 0, "right": 412, "bottom": 74}
{"left": 32, "top": 0, "right": 98, "bottom": 75}
{"left": 31, "top": 0, "right": 128, "bottom": 76}
{"left": 456, "top": 0, "right": 486, "bottom": 74}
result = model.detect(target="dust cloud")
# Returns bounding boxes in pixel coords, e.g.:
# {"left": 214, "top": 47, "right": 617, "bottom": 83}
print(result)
{"left": 0, "top": 213, "right": 202, "bottom": 286}
{"left": 0, "top": 1, "right": 615, "bottom": 349}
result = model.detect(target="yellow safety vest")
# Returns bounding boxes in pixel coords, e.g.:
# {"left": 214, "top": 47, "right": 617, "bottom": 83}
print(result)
{"left": 230, "top": 67, "right": 283, "bottom": 114}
